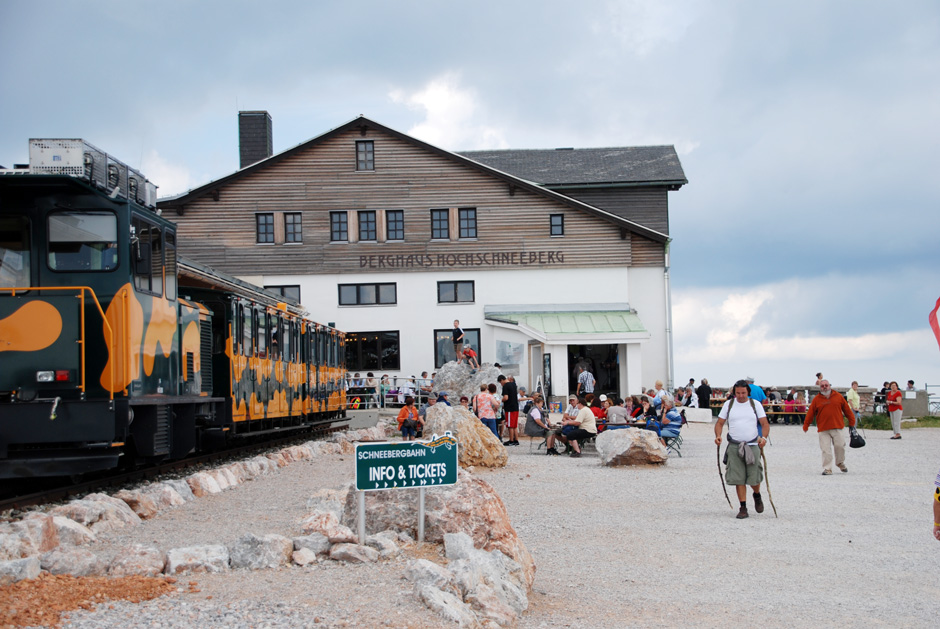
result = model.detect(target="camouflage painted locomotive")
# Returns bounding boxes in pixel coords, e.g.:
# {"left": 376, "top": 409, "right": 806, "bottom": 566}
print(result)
{"left": 0, "top": 139, "right": 346, "bottom": 480}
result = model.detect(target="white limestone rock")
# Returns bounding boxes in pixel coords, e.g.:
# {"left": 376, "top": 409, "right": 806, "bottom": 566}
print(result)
{"left": 292, "top": 534, "right": 331, "bottom": 556}
{"left": 0, "top": 557, "right": 41, "bottom": 585}
{"left": 595, "top": 427, "right": 668, "bottom": 466}
{"left": 165, "top": 544, "right": 230, "bottom": 574}
{"left": 292, "top": 548, "right": 318, "bottom": 566}
{"left": 229, "top": 533, "right": 293, "bottom": 570}
{"left": 40, "top": 547, "right": 106, "bottom": 577}
{"left": 328, "top": 543, "right": 379, "bottom": 563}
{"left": 415, "top": 583, "right": 479, "bottom": 627}
{"left": 108, "top": 544, "right": 166, "bottom": 577}
{"left": 50, "top": 515, "right": 96, "bottom": 546}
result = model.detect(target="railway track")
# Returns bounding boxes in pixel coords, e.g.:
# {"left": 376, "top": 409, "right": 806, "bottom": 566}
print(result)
{"left": 0, "top": 420, "right": 349, "bottom": 514}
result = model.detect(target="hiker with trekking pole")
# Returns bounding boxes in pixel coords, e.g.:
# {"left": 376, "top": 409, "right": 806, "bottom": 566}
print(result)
{"left": 714, "top": 379, "right": 776, "bottom": 519}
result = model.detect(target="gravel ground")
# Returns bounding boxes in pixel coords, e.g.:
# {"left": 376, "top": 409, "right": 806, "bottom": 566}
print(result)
{"left": 42, "top": 419, "right": 940, "bottom": 628}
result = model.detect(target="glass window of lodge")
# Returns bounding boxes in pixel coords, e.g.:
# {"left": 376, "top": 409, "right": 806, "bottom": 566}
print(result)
{"left": 330, "top": 212, "right": 348, "bottom": 242}
{"left": 338, "top": 282, "right": 397, "bottom": 306}
{"left": 285, "top": 212, "right": 302, "bottom": 243}
{"left": 386, "top": 210, "right": 404, "bottom": 240}
{"left": 438, "top": 281, "right": 474, "bottom": 303}
{"left": 265, "top": 285, "right": 300, "bottom": 302}
{"left": 458, "top": 208, "right": 477, "bottom": 239}
{"left": 358, "top": 211, "right": 377, "bottom": 241}
{"left": 345, "top": 330, "right": 400, "bottom": 370}
{"left": 431, "top": 209, "right": 449, "bottom": 240}
{"left": 356, "top": 140, "right": 374, "bottom": 171}
{"left": 550, "top": 214, "right": 564, "bottom": 236}
{"left": 434, "top": 328, "right": 480, "bottom": 368}
{"left": 256, "top": 213, "right": 274, "bottom": 243}
{"left": 48, "top": 211, "right": 118, "bottom": 272}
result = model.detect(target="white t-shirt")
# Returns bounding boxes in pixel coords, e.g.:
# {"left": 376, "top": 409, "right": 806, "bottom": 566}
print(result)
{"left": 718, "top": 398, "right": 766, "bottom": 444}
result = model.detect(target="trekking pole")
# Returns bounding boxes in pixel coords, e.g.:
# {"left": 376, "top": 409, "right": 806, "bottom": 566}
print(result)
{"left": 760, "top": 447, "right": 778, "bottom": 518}
{"left": 717, "top": 443, "right": 732, "bottom": 509}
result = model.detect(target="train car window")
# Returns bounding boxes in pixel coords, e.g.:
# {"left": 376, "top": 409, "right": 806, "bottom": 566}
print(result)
{"left": 47, "top": 211, "right": 117, "bottom": 272}
{"left": 0, "top": 215, "right": 31, "bottom": 289}
{"left": 150, "top": 226, "right": 163, "bottom": 296}
{"left": 282, "top": 318, "right": 291, "bottom": 361}
{"left": 165, "top": 230, "right": 177, "bottom": 300}
{"left": 257, "top": 310, "right": 267, "bottom": 359}
{"left": 271, "top": 315, "right": 282, "bottom": 361}
{"left": 242, "top": 305, "right": 252, "bottom": 356}
{"left": 132, "top": 217, "right": 150, "bottom": 292}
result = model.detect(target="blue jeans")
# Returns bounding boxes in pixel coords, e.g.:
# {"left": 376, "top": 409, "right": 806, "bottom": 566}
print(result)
{"left": 480, "top": 417, "right": 499, "bottom": 439}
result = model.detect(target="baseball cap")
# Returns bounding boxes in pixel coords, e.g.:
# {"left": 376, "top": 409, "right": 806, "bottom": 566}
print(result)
{"left": 745, "top": 376, "right": 755, "bottom": 382}
{"left": 599, "top": 394, "right": 608, "bottom": 402}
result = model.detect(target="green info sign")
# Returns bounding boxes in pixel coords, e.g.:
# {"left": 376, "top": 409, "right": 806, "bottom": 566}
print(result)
{"left": 355, "top": 432, "right": 458, "bottom": 491}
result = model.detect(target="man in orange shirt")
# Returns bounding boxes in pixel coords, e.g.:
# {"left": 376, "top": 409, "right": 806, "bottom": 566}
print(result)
{"left": 803, "top": 380, "right": 856, "bottom": 475}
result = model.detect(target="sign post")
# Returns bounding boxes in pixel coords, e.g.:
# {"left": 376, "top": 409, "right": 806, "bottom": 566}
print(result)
{"left": 354, "top": 432, "right": 458, "bottom": 543}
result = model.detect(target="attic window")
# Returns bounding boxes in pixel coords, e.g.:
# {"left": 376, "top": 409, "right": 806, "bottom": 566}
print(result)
{"left": 356, "top": 141, "right": 374, "bottom": 171}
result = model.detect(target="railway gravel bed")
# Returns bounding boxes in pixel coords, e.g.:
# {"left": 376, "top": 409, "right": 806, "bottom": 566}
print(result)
{"left": 13, "top": 421, "right": 940, "bottom": 628}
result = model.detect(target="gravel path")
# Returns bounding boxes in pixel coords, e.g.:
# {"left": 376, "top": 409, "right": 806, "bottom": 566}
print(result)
{"left": 52, "top": 420, "right": 939, "bottom": 628}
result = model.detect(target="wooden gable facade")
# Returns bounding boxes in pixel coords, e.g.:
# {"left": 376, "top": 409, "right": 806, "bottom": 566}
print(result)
{"left": 158, "top": 118, "right": 670, "bottom": 278}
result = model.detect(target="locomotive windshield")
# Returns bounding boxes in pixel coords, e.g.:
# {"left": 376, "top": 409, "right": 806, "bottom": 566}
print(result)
{"left": 0, "top": 215, "right": 30, "bottom": 288}
{"left": 47, "top": 210, "right": 118, "bottom": 272}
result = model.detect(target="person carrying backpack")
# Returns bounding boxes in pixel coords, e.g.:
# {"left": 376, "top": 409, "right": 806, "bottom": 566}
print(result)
{"left": 714, "top": 379, "right": 770, "bottom": 519}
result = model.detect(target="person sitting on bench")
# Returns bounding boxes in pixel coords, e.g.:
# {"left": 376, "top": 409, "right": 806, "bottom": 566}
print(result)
{"left": 546, "top": 395, "right": 596, "bottom": 457}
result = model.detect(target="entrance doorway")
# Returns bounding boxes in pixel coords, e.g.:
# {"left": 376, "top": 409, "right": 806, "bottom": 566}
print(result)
{"left": 568, "top": 344, "right": 619, "bottom": 396}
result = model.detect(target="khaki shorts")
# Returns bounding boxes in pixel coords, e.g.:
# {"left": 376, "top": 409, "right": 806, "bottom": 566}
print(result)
{"left": 725, "top": 444, "right": 763, "bottom": 486}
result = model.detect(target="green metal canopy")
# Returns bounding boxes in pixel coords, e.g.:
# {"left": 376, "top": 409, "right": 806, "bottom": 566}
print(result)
{"left": 484, "top": 305, "right": 649, "bottom": 342}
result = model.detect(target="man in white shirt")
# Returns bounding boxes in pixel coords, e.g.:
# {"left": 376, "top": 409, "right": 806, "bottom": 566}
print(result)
{"left": 714, "top": 379, "right": 770, "bottom": 519}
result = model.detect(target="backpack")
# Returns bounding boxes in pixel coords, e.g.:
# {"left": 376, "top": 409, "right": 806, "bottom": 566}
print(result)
{"left": 522, "top": 399, "right": 534, "bottom": 415}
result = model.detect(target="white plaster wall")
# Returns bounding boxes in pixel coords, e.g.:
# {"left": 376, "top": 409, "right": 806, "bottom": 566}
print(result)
{"left": 252, "top": 265, "right": 668, "bottom": 386}
{"left": 627, "top": 266, "right": 669, "bottom": 388}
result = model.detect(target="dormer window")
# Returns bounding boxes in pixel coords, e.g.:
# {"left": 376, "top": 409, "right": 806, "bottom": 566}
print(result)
{"left": 356, "top": 140, "right": 374, "bottom": 171}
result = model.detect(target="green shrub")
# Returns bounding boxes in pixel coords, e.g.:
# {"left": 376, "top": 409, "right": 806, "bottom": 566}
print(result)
{"left": 858, "top": 414, "right": 940, "bottom": 430}
{"left": 858, "top": 414, "right": 892, "bottom": 431}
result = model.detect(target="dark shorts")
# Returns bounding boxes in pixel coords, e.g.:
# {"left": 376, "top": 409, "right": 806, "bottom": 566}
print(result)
{"left": 401, "top": 425, "right": 416, "bottom": 439}
{"left": 565, "top": 428, "right": 594, "bottom": 443}
{"left": 505, "top": 411, "right": 519, "bottom": 429}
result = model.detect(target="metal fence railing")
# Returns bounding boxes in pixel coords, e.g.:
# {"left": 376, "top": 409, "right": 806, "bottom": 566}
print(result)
{"left": 345, "top": 376, "right": 435, "bottom": 409}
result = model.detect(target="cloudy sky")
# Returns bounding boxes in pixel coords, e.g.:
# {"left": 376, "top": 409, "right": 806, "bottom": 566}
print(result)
{"left": 2, "top": 0, "right": 938, "bottom": 391}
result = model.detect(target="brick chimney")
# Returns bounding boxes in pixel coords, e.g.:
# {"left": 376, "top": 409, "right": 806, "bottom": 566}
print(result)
{"left": 238, "top": 111, "right": 273, "bottom": 169}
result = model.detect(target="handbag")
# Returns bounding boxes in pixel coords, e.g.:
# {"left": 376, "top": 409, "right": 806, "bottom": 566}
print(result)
{"left": 848, "top": 425, "right": 866, "bottom": 448}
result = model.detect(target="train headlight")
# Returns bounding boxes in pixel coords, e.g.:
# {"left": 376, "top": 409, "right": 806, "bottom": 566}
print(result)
{"left": 35, "top": 370, "right": 71, "bottom": 383}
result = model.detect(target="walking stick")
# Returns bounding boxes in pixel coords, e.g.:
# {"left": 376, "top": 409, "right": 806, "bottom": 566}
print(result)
{"left": 717, "top": 442, "right": 732, "bottom": 509}
{"left": 760, "top": 447, "right": 778, "bottom": 518}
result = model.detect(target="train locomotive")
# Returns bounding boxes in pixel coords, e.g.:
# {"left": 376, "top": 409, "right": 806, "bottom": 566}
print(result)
{"left": 0, "top": 139, "right": 346, "bottom": 481}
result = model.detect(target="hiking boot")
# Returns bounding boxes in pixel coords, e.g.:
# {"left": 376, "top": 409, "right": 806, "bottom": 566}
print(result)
{"left": 822, "top": 469, "right": 833, "bottom": 475}
{"left": 736, "top": 506, "right": 749, "bottom": 519}
{"left": 570, "top": 451, "right": 582, "bottom": 458}
{"left": 753, "top": 493, "right": 764, "bottom": 513}
{"left": 838, "top": 463, "right": 848, "bottom": 473}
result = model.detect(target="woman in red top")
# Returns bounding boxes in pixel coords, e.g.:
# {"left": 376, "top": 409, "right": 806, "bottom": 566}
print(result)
{"left": 887, "top": 381, "right": 903, "bottom": 439}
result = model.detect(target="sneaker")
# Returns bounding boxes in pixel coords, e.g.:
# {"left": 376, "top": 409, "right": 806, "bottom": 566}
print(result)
{"left": 822, "top": 469, "right": 833, "bottom": 475}
{"left": 838, "top": 463, "right": 848, "bottom": 473}
{"left": 753, "top": 493, "right": 764, "bottom": 514}
{"left": 570, "top": 451, "right": 582, "bottom": 458}
{"left": 502, "top": 440, "right": 514, "bottom": 446}
{"left": 736, "top": 506, "right": 749, "bottom": 519}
